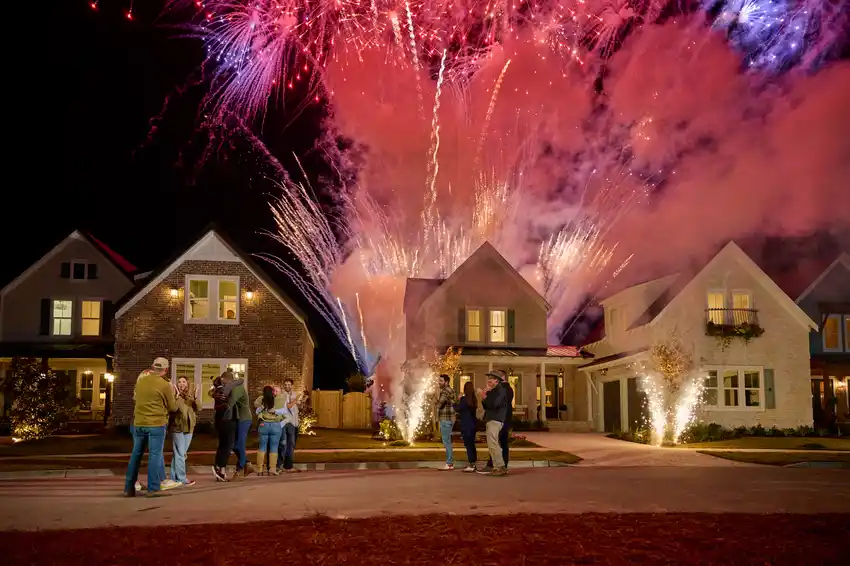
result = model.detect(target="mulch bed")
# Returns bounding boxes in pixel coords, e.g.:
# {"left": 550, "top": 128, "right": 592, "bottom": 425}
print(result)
{"left": 2, "top": 513, "right": 847, "bottom": 565}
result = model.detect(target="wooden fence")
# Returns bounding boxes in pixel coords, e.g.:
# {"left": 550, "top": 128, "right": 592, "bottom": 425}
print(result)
{"left": 311, "top": 390, "right": 372, "bottom": 429}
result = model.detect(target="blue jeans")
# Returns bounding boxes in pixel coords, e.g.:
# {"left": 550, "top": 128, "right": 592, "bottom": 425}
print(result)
{"left": 233, "top": 420, "right": 251, "bottom": 470}
{"left": 439, "top": 420, "right": 454, "bottom": 465}
{"left": 170, "top": 432, "right": 193, "bottom": 483}
{"left": 258, "top": 421, "right": 282, "bottom": 454}
{"left": 124, "top": 425, "right": 166, "bottom": 493}
{"left": 280, "top": 422, "right": 298, "bottom": 470}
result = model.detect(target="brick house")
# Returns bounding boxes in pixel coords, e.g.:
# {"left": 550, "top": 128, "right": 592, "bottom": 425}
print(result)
{"left": 111, "top": 226, "right": 315, "bottom": 425}
{"left": 581, "top": 241, "right": 818, "bottom": 432}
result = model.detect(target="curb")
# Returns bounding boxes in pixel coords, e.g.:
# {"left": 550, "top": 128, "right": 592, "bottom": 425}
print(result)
{"left": 0, "top": 460, "right": 570, "bottom": 479}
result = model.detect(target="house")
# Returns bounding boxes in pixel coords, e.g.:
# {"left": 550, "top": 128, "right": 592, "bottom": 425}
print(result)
{"left": 403, "top": 242, "right": 594, "bottom": 431}
{"left": 0, "top": 231, "right": 136, "bottom": 419}
{"left": 111, "top": 226, "right": 316, "bottom": 425}
{"left": 581, "top": 241, "right": 818, "bottom": 433}
{"left": 794, "top": 252, "right": 850, "bottom": 429}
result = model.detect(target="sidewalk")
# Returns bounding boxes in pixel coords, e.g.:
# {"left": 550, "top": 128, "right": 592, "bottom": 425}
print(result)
{"left": 0, "top": 459, "right": 568, "bottom": 479}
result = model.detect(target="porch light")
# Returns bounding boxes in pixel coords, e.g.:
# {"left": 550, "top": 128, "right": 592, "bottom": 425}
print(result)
{"left": 105, "top": 373, "right": 115, "bottom": 383}
{"left": 836, "top": 380, "right": 847, "bottom": 390}
{"left": 245, "top": 290, "right": 255, "bottom": 301}
{"left": 169, "top": 288, "right": 179, "bottom": 298}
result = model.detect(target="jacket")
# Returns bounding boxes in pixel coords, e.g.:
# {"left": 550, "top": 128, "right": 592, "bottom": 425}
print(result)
{"left": 228, "top": 380, "right": 252, "bottom": 422}
{"left": 213, "top": 378, "right": 242, "bottom": 422}
{"left": 481, "top": 382, "right": 509, "bottom": 424}
{"left": 133, "top": 370, "right": 180, "bottom": 428}
{"left": 170, "top": 389, "right": 198, "bottom": 433}
{"left": 502, "top": 382, "right": 514, "bottom": 426}
{"left": 453, "top": 395, "right": 478, "bottom": 432}
{"left": 253, "top": 394, "right": 285, "bottom": 423}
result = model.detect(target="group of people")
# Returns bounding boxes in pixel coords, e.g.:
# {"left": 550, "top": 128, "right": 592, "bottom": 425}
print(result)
{"left": 435, "top": 369, "right": 513, "bottom": 476}
{"left": 123, "top": 357, "right": 303, "bottom": 498}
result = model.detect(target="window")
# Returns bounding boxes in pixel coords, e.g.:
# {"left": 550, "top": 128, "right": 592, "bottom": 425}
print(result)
{"left": 723, "top": 369, "right": 739, "bottom": 407}
{"left": 743, "top": 370, "right": 760, "bottom": 407}
{"left": 508, "top": 374, "right": 522, "bottom": 406}
{"left": 87, "top": 264, "right": 98, "bottom": 279}
{"left": 489, "top": 309, "right": 506, "bottom": 343}
{"left": 185, "top": 275, "right": 240, "bottom": 324}
{"left": 466, "top": 309, "right": 481, "bottom": 342}
{"left": 732, "top": 292, "right": 751, "bottom": 310}
{"left": 79, "top": 371, "right": 94, "bottom": 409}
{"left": 706, "top": 291, "right": 725, "bottom": 324}
{"left": 608, "top": 308, "right": 619, "bottom": 331}
{"left": 171, "top": 358, "right": 249, "bottom": 408}
{"left": 52, "top": 300, "right": 73, "bottom": 336}
{"left": 845, "top": 316, "right": 850, "bottom": 351}
{"left": 822, "top": 314, "right": 848, "bottom": 352}
{"left": 703, "top": 367, "right": 764, "bottom": 410}
{"left": 98, "top": 373, "right": 107, "bottom": 404}
{"left": 703, "top": 371, "right": 718, "bottom": 406}
{"left": 80, "top": 300, "right": 101, "bottom": 336}
{"left": 218, "top": 280, "right": 238, "bottom": 320}
{"left": 72, "top": 262, "right": 86, "bottom": 280}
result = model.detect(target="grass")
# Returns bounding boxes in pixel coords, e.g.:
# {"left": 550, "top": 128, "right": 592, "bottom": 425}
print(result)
{"left": 2, "top": 514, "right": 847, "bottom": 565}
{"left": 0, "top": 428, "right": 539, "bottom": 457}
{"left": 697, "top": 450, "right": 850, "bottom": 466}
{"left": 0, "top": 449, "right": 579, "bottom": 472}
{"left": 680, "top": 437, "right": 850, "bottom": 451}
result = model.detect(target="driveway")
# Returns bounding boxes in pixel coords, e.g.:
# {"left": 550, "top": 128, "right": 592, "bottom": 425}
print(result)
{"left": 524, "top": 432, "right": 757, "bottom": 466}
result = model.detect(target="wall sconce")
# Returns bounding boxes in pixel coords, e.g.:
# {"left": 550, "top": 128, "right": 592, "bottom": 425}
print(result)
{"left": 836, "top": 380, "right": 847, "bottom": 391}
{"left": 245, "top": 290, "right": 255, "bottom": 301}
{"left": 169, "top": 288, "right": 179, "bottom": 298}
{"left": 105, "top": 373, "right": 115, "bottom": 383}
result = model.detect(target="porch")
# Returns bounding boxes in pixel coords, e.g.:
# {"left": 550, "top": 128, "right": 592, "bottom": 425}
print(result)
{"left": 811, "top": 357, "right": 850, "bottom": 432}
{"left": 454, "top": 346, "right": 593, "bottom": 430}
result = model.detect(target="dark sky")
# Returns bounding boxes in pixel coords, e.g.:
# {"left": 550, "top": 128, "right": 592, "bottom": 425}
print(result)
{"left": 5, "top": 2, "right": 355, "bottom": 386}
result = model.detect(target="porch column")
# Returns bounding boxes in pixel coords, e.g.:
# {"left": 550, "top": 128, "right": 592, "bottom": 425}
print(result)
{"left": 585, "top": 372, "right": 593, "bottom": 424}
{"left": 539, "top": 362, "right": 547, "bottom": 423}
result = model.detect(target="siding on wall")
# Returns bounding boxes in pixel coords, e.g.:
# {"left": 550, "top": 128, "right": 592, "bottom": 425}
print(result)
{"left": 113, "top": 259, "right": 312, "bottom": 425}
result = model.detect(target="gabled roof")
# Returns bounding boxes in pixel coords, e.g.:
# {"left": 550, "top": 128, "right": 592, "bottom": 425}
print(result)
{"left": 417, "top": 241, "right": 550, "bottom": 316}
{"left": 1, "top": 230, "right": 135, "bottom": 297}
{"left": 795, "top": 252, "right": 850, "bottom": 304}
{"left": 403, "top": 278, "right": 444, "bottom": 315}
{"left": 629, "top": 241, "right": 817, "bottom": 332}
{"left": 113, "top": 223, "right": 315, "bottom": 347}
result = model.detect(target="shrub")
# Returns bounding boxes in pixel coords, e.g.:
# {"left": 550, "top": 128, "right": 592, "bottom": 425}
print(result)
{"left": 389, "top": 439, "right": 410, "bottom": 447}
{"left": 379, "top": 418, "right": 401, "bottom": 441}
{"left": 749, "top": 424, "right": 766, "bottom": 437}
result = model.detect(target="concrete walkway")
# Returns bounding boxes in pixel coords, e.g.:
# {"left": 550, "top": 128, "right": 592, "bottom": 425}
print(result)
{"left": 1, "top": 466, "right": 848, "bottom": 531}
{"left": 524, "top": 432, "right": 759, "bottom": 466}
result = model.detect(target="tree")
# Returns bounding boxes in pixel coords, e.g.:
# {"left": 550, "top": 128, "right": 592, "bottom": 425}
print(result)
{"left": 10, "top": 357, "right": 70, "bottom": 440}
{"left": 297, "top": 389, "right": 317, "bottom": 436}
{"left": 346, "top": 373, "right": 367, "bottom": 392}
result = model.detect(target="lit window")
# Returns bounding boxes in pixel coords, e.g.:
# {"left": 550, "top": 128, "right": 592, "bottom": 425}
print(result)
{"left": 723, "top": 369, "right": 739, "bottom": 407}
{"left": 706, "top": 292, "right": 725, "bottom": 325}
{"left": 466, "top": 309, "right": 481, "bottom": 342}
{"left": 823, "top": 315, "right": 841, "bottom": 351}
{"left": 732, "top": 292, "right": 751, "bottom": 310}
{"left": 731, "top": 292, "right": 752, "bottom": 325}
{"left": 703, "top": 371, "right": 718, "bottom": 406}
{"left": 744, "top": 370, "right": 760, "bottom": 407}
{"left": 174, "top": 363, "right": 196, "bottom": 397}
{"left": 52, "top": 300, "right": 73, "bottom": 336}
{"left": 98, "top": 373, "right": 107, "bottom": 403}
{"left": 218, "top": 280, "right": 238, "bottom": 320}
{"left": 508, "top": 374, "right": 522, "bottom": 406}
{"left": 845, "top": 316, "right": 850, "bottom": 351}
{"left": 489, "top": 309, "right": 506, "bottom": 343}
{"left": 81, "top": 300, "right": 101, "bottom": 336}
{"left": 79, "top": 372, "right": 94, "bottom": 409}
{"left": 201, "top": 363, "right": 221, "bottom": 408}
{"left": 459, "top": 374, "right": 471, "bottom": 393}
{"left": 188, "top": 279, "right": 210, "bottom": 320}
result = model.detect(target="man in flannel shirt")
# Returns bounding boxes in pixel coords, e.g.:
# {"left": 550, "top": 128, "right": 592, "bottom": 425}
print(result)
{"left": 436, "top": 374, "right": 457, "bottom": 470}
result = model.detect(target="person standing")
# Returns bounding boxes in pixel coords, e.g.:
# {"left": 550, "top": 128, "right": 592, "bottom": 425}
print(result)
{"left": 226, "top": 371, "right": 255, "bottom": 479}
{"left": 255, "top": 385, "right": 283, "bottom": 475}
{"left": 169, "top": 376, "right": 197, "bottom": 486}
{"left": 453, "top": 380, "right": 478, "bottom": 472}
{"left": 436, "top": 374, "right": 457, "bottom": 470}
{"left": 278, "top": 378, "right": 302, "bottom": 474}
{"left": 211, "top": 372, "right": 238, "bottom": 482}
{"left": 482, "top": 377, "right": 514, "bottom": 473}
{"left": 477, "top": 370, "right": 508, "bottom": 476}
{"left": 124, "top": 357, "right": 180, "bottom": 497}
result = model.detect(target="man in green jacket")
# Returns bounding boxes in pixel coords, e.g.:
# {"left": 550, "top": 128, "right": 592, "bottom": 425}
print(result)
{"left": 226, "top": 371, "right": 256, "bottom": 478}
{"left": 124, "top": 357, "right": 181, "bottom": 497}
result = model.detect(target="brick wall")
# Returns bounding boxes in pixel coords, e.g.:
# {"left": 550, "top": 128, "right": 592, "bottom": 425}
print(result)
{"left": 112, "top": 260, "right": 313, "bottom": 425}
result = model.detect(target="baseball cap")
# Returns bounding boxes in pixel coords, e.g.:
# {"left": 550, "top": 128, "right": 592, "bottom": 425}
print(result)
{"left": 485, "top": 369, "right": 506, "bottom": 381}
{"left": 152, "top": 357, "right": 169, "bottom": 371}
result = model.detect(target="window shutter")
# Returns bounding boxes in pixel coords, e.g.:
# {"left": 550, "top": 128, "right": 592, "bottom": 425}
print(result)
{"left": 40, "top": 299, "right": 50, "bottom": 335}
{"left": 101, "top": 301, "right": 113, "bottom": 337}
{"left": 458, "top": 309, "right": 466, "bottom": 343}
{"left": 507, "top": 309, "right": 516, "bottom": 343}
{"left": 87, "top": 264, "right": 98, "bottom": 279}
{"left": 764, "top": 369, "right": 775, "bottom": 410}
{"left": 60, "top": 262, "right": 71, "bottom": 278}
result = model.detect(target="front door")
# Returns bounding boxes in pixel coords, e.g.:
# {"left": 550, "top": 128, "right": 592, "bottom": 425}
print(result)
{"left": 627, "top": 377, "right": 648, "bottom": 431}
{"left": 545, "top": 375, "right": 557, "bottom": 419}
{"left": 603, "top": 380, "right": 621, "bottom": 433}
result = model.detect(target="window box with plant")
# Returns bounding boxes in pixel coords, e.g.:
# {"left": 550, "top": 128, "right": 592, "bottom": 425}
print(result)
{"left": 705, "top": 308, "right": 765, "bottom": 347}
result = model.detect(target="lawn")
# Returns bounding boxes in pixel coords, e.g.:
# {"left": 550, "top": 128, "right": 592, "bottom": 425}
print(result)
{"left": 2, "top": 514, "right": 846, "bottom": 565}
{"left": 697, "top": 450, "right": 850, "bottom": 466}
{"left": 0, "top": 428, "right": 539, "bottom": 457}
{"left": 679, "top": 437, "right": 850, "bottom": 451}
{"left": 0, "top": 449, "right": 578, "bottom": 473}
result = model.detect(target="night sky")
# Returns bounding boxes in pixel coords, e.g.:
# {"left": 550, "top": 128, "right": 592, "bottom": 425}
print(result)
{"left": 4, "top": 2, "right": 354, "bottom": 387}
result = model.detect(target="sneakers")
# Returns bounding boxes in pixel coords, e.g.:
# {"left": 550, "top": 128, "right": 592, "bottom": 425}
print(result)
{"left": 123, "top": 489, "right": 136, "bottom": 498}
{"left": 135, "top": 481, "right": 144, "bottom": 492}
{"left": 212, "top": 466, "right": 228, "bottom": 482}
{"left": 183, "top": 480, "right": 196, "bottom": 486}
{"left": 285, "top": 468, "right": 301, "bottom": 474}
{"left": 439, "top": 464, "right": 455, "bottom": 471}
{"left": 145, "top": 490, "right": 170, "bottom": 498}
{"left": 488, "top": 467, "right": 508, "bottom": 477}
{"left": 475, "top": 466, "right": 493, "bottom": 475}
{"left": 160, "top": 479, "right": 182, "bottom": 491}
{"left": 462, "top": 465, "right": 476, "bottom": 473}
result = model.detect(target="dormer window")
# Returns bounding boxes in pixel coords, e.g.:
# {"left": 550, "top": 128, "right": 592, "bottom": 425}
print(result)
{"left": 60, "top": 261, "right": 98, "bottom": 280}
{"left": 466, "top": 309, "right": 482, "bottom": 342}
{"left": 489, "top": 309, "right": 507, "bottom": 343}
{"left": 185, "top": 275, "right": 239, "bottom": 324}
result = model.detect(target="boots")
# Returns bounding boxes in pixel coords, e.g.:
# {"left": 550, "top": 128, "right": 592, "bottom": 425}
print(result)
{"left": 257, "top": 451, "right": 267, "bottom": 476}
{"left": 244, "top": 461, "right": 256, "bottom": 477}
{"left": 268, "top": 453, "right": 279, "bottom": 476}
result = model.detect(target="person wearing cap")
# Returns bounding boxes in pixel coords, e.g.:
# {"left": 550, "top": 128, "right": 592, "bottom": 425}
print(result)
{"left": 477, "top": 370, "right": 509, "bottom": 476}
{"left": 124, "top": 357, "right": 182, "bottom": 497}
{"left": 481, "top": 375, "right": 514, "bottom": 473}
